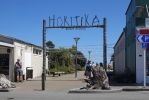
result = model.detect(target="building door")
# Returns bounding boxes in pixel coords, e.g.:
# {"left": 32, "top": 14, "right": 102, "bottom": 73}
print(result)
{"left": 24, "top": 52, "right": 32, "bottom": 79}
{"left": 0, "top": 54, "right": 9, "bottom": 76}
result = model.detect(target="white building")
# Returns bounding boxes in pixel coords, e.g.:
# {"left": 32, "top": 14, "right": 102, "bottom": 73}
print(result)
{"left": 0, "top": 34, "right": 48, "bottom": 81}
{"left": 114, "top": 30, "right": 125, "bottom": 75}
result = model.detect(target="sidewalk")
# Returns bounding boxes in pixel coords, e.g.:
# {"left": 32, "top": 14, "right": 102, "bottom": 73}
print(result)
{"left": 1, "top": 71, "right": 149, "bottom": 93}
{"left": 13, "top": 71, "right": 85, "bottom": 92}
{"left": 46, "top": 71, "right": 85, "bottom": 81}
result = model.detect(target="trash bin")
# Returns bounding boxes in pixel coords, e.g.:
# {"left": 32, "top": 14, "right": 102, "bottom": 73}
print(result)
{"left": 26, "top": 67, "right": 33, "bottom": 80}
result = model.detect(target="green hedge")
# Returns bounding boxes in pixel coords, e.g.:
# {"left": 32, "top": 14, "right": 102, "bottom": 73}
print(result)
{"left": 49, "top": 66, "right": 75, "bottom": 74}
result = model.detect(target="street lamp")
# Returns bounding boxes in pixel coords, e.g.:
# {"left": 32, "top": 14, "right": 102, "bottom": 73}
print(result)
{"left": 88, "top": 51, "right": 91, "bottom": 61}
{"left": 74, "top": 37, "right": 80, "bottom": 78}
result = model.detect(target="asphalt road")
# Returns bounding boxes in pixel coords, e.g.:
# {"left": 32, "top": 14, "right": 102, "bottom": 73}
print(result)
{"left": 0, "top": 91, "right": 149, "bottom": 100}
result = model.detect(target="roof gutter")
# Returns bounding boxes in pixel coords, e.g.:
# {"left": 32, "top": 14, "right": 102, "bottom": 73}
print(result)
{"left": 0, "top": 41, "right": 14, "bottom": 47}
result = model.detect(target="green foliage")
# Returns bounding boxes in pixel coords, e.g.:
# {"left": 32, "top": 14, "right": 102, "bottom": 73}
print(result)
{"left": 49, "top": 66, "right": 75, "bottom": 74}
{"left": 48, "top": 44, "right": 87, "bottom": 74}
{"left": 77, "top": 51, "right": 87, "bottom": 67}
{"left": 46, "top": 40, "right": 55, "bottom": 48}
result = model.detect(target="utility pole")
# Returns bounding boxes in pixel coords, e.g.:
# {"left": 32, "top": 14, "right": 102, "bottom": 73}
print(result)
{"left": 143, "top": 48, "right": 146, "bottom": 87}
{"left": 74, "top": 37, "right": 80, "bottom": 78}
{"left": 103, "top": 17, "right": 107, "bottom": 71}
{"left": 88, "top": 51, "right": 91, "bottom": 60}
{"left": 42, "top": 19, "right": 46, "bottom": 90}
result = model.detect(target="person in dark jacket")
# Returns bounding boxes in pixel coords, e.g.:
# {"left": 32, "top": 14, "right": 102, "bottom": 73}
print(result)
{"left": 84, "top": 60, "right": 92, "bottom": 78}
{"left": 15, "top": 59, "right": 23, "bottom": 82}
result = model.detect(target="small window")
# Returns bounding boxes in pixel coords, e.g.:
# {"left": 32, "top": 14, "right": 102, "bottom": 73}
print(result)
{"left": 33, "top": 48, "right": 42, "bottom": 55}
{"left": 33, "top": 48, "right": 36, "bottom": 54}
{"left": 36, "top": 50, "right": 38, "bottom": 54}
{"left": 39, "top": 50, "right": 42, "bottom": 55}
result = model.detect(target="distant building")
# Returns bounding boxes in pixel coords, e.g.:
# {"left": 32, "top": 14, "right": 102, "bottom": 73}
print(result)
{"left": 114, "top": 29, "right": 125, "bottom": 75}
{"left": 114, "top": 0, "right": 149, "bottom": 83}
{"left": 0, "top": 34, "right": 48, "bottom": 81}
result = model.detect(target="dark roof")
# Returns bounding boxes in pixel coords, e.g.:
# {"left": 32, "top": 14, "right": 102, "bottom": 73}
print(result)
{"left": 0, "top": 34, "right": 42, "bottom": 49}
{"left": 125, "top": 0, "right": 133, "bottom": 15}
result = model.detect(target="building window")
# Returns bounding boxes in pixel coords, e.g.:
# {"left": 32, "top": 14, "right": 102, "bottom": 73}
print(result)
{"left": 39, "top": 50, "right": 42, "bottom": 55}
{"left": 33, "top": 48, "right": 42, "bottom": 55}
{"left": 33, "top": 49, "right": 36, "bottom": 54}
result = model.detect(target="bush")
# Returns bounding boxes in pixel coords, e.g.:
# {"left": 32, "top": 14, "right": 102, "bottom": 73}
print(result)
{"left": 76, "top": 64, "right": 85, "bottom": 71}
{"left": 49, "top": 66, "right": 75, "bottom": 74}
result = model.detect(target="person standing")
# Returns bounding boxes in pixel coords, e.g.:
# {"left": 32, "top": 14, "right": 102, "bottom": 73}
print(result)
{"left": 84, "top": 60, "right": 92, "bottom": 78}
{"left": 15, "top": 59, "right": 23, "bottom": 82}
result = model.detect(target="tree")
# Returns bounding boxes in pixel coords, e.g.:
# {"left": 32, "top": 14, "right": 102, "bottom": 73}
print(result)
{"left": 69, "top": 46, "right": 87, "bottom": 70}
{"left": 46, "top": 40, "right": 55, "bottom": 70}
{"left": 46, "top": 40, "right": 55, "bottom": 48}
{"left": 47, "top": 44, "right": 87, "bottom": 73}
{"left": 76, "top": 51, "right": 87, "bottom": 69}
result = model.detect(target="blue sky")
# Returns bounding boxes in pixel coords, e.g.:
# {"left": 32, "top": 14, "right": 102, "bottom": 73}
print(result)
{"left": 0, "top": 0, "right": 130, "bottom": 63}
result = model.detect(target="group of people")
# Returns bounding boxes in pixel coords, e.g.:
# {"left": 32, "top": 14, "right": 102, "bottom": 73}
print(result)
{"left": 84, "top": 61, "right": 103, "bottom": 78}
{"left": 83, "top": 60, "right": 110, "bottom": 89}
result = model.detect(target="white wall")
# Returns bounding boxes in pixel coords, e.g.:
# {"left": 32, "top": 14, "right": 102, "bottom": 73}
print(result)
{"left": 136, "top": 41, "right": 149, "bottom": 84}
{"left": 32, "top": 51, "right": 43, "bottom": 78}
{"left": 14, "top": 42, "right": 32, "bottom": 79}
{"left": 31, "top": 48, "right": 48, "bottom": 78}
{"left": 114, "top": 32, "right": 125, "bottom": 75}
{"left": 0, "top": 47, "right": 8, "bottom": 53}
{"left": 9, "top": 48, "right": 14, "bottom": 81}
{"left": 14, "top": 42, "right": 49, "bottom": 79}
{"left": 24, "top": 52, "right": 32, "bottom": 76}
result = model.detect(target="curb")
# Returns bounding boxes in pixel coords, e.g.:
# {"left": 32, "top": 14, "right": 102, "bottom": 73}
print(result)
{"left": 68, "top": 88, "right": 122, "bottom": 93}
{"left": 122, "top": 87, "right": 149, "bottom": 91}
{"left": 0, "top": 88, "right": 14, "bottom": 92}
{"left": 0, "top": 88, "right": 12, "bottom": 92}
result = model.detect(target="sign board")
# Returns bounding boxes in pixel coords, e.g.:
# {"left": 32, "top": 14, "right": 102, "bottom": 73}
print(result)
{"left": 140, "top": 29, "right": 149, "bottom": 35}
{"left": 48, "top": 14, "right": 101, "bottom": 29}
{"left": 142, "top": 43, "right": 147, "bottom": 49}
{"left": 137, "top": 35, "right": 149, "bottom": 43}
